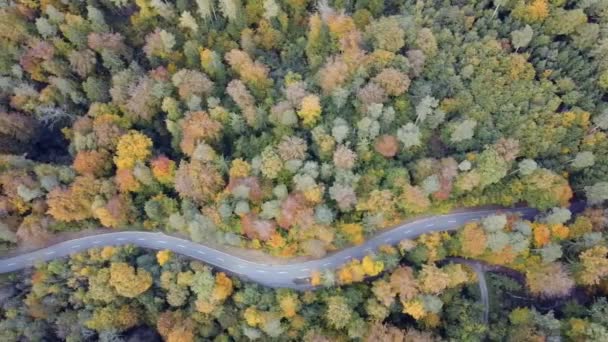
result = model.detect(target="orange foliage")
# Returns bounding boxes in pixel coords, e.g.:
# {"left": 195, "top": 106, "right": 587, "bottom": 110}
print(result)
{"left": 93, "top": 195, "right": 132, "bottom": 228}
{"left": 533, "top": 224, "right": 550, "bottom": 247}
{"left": 115, "top": 168, "right": 141, "bottom": 193}
{"left": 47, "top": 176, "right": 99, "bottom": 222}
{"left": 374, "top": 135, "right": 399, "bottom": 158}
{"left": 459, "top": 223, "right": 487, "bottom": 257}
{"left": 179, "top": 111, "right": 222, "bottom": 156}
{"left": 151, "top": 155, "right": 176, "bottom": 184}
{"left": 73, "top": 150, "right": 109, "bottom": 177}
{"left": 310, "top": 270, "right": 321, "bottom": 286}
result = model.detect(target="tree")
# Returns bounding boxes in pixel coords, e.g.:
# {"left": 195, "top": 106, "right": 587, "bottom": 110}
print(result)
{"left": 157, "top": 250, "right": 172, "bottom": 266}
{"left": 585, "top": 182, "right": 608, "bottom": 205}
{"left": 450, "top": 119, "right": 477, "bottom": 143}
{"left": 109, "top": 262, "right": 153, "bottom": 298}
{"left": 114, "top": 131, "right": 153, "bottom": 170}
{"left": 397, "top": 123, "right": 421, "bottom": 149}
{"left": 511, "top": 25, "right": 534, "bottom": 50}
{"left": 578, "top": 246, "right": 608, "bottom": 286}
{"left": 418, "top": 264, "right": 450, "bottom": 294}
{"left": 325, "top": 296, "right": 352, "bottom": 329}
{"left": 174, "top": 160, "right": 225, "bottom": 203}
{"left": 458, "top": 223, "right": 487, "bottom": 257}
{"left": 0, "top": 221, "right": 17, "bottom": 243}
{"left": 179, "top": 111, "right": 222, "bottom": 156}
{"left": 47, "top": 176, "right": 100, "bottom": 222}
{"left": 526, "top": 262, "right": 574, "bottom": 298}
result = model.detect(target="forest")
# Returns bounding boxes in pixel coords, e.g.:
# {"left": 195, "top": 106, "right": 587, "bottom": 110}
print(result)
{"left": 0, "top": 0, "right": 607, "bottom": 340}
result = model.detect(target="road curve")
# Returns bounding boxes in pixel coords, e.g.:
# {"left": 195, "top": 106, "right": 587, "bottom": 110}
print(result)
{"left": 0, "top": 207, "right": 540, "bottom": 290}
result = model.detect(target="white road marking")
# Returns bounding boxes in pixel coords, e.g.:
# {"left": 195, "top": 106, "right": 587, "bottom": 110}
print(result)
{"left": 197, "top": 251, "right": 206, "bottom": 255}
{"left": 302, "top": 268, "right": 310, "bottom": 272}
{"left": 7, "top": 263, "right": 15, "bottom": 266}
{"left": 323, "top": 262, "right": 331, "bottom": 267}
{"left": 278, "top": 271, "right": 288, "bottom": 274}
{"left": 71, "top": 245, "right": 80, "bottom": 249}
{"left": 384, "top": 238, "right": 392, "bottom": 243}
{"left": 256, "top": 270, "right": 266, "bottom": 273}
{"left": 448, "top": 220, "right": 457, "bottom": 223}
{"left": 93, "top": 241, "right": 101, "bottom": 244}
{"left": 238, "top": 265, "right": 245, "bottom": 269}
{"left": 116, "top": 238, "right": 127, "bottom": 241}
{"left": 343, "top": 255, "right": 351, "bottom": 260}
{"left": 137, "top": 238, "right": 146, "bottom": 241}
{"left": 425, "top": 223, "right": 434, "bottom": 227}
{"left": 45, "top": 251, "right": 55, "bottom": 255}
{"left": 216, "top": 257, "right": 224, "bottom": 262}
{"left": 177, "top": 244, "right": 186, "bottom": 248}
{"left": 157, "top": 240, "right": 167, "bottom": 244}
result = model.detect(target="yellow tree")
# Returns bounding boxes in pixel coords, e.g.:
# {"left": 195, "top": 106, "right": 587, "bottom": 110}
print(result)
{"left": 157, "top": 250, "right": 172, "bottom": 266}
{"left": 109, "top": 262, "right": 153, "bottom": 298}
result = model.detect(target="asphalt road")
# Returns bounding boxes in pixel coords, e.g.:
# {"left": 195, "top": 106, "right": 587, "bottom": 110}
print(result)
{"left": 0, "top": 207, "right": 540, "bottom": 290}
{"left": 0, "top": 208, "right": 538, "bottom": 290}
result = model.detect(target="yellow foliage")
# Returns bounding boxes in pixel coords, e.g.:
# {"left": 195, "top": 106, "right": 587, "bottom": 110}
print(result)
{"left": 340, "top": 223, "right": 365, "bottom": 245}
{"left": 327, "top": 14, "right": 357, "bottom": 39}
{"left": 422, "top": 312, "right": 441, "bottom": 328}
{"left": 156, "top": 250, "right": 172, "bottom": 266}
{"left": 229, "top": 158, "right": 251, "bottom": 178}
{"left": 177, "top": 271, "right": 193, "bottom": 286}
{"left": 444, "top": 264, "right": 470, "bottom": 287}
{"left": 244, "top": 307, "right": 264, "bottom": 327}
{"left": 310, "top": 270, "right": 321, "bottom": 286}
{"left": 297, "top": 95, "right": 322, "bottom": 126}
{"left": 195, "top": 297, "right": 216, "bottom": 314}
{"left": 114, "top": 131, "right": 153, "bottom": 170}
{"left": 337, "top": 266, "right": 353, "bottom": 284}
{"left": 350, "top": 260, "right": 365, "bottom": 282}
{"left": 267, "top": 232, "right": 286, "bottom": 249}
{"left": 362, "top": 255, "right": 384, "bottom": 276}
{"left": 418, "top": 264, "right": 450, "bottom": 294}
{"left": 279, "top": 293, "right": 299, "bottom": 318}
{"left": 551, "top": 224, "right": 569, "bottom": 240}
{"left": 402, "top": 298, "right": 426, "bottom": 320}
{"left": 46, "top": 176, "right": 100, "bottom": 222}
{"left": 101, "top": 246, "right": 115, "bottom": 260}
{"left": 303, "top": 185, "right": 324, "bottom": 204}
{"left": 211, "top": 272, "right": 233, "bottom": 302}
{"left": 514, "top": 0, "right": 549, "bottom": 23}
{"left": 569, "top": 216, "right": 592, "bottom": 239}
{"left": 109, "top": 262, "right": 153, "bottom": 298}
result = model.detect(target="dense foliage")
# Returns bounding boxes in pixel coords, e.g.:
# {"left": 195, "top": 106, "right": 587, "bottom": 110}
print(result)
{"left": 0, "top": 0, "right": 607, "bottom": 257}
{"left": 1, "top": 0, "right": 608, "bottom": 339}
{"left": 1, "top": 210, "right": 608, "bottom": 341}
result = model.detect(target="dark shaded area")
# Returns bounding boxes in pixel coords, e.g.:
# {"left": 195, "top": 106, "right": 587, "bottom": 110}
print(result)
{"left": 26, "top": 125, "right": 71, "bottom": 165}
{"left": 125, "top": 325, "right": 163, "bottom": 342}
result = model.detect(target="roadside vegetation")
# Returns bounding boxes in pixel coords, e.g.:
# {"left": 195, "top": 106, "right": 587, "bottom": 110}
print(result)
{"left": 1, "top": 209, "right": 608, "bottom": 341}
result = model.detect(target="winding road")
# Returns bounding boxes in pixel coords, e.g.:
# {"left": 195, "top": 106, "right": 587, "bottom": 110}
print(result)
{"left": 0, "top": 207, "right": 543, "bottom": 290}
